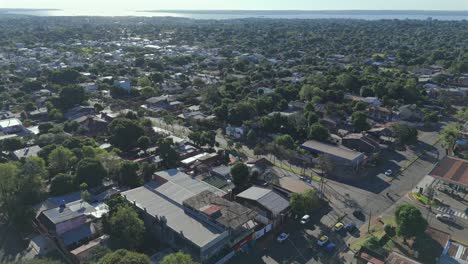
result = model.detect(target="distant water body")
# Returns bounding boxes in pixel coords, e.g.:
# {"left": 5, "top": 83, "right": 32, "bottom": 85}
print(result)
{"left": 2, "top": 9, "right": 468, "bottom": 20}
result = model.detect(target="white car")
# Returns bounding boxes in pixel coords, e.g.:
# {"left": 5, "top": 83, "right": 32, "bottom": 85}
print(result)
{"left": 300, "top": 214, "right": 310, "bottom": 224}
{"left": 317, "top": 235, "right": 329, "bottom": 246}
{"left": 436, "top": 214, "right": 455, "bottom": 222}
{"left": 384, "top": 169, "right": 393, "bottom": 176}
{"left": 277, "top": 233, "right": 289, "bottom": 243}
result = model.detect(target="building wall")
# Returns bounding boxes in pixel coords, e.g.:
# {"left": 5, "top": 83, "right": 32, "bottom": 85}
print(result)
{"left": 56, "top": 216, "right": 87, "bottom": 235}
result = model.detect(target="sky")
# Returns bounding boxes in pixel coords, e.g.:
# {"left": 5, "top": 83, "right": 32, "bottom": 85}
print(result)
{"left": 1, "top": 0, "right": 467, "bottom": 11}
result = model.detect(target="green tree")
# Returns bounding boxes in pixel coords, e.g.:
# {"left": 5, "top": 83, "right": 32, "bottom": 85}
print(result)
{"left": 108, "top": 118, "right": 145, "bottom": 151}
{"left": 308, "top": 123, "right": 329, "bottom": 142}
{"left": 439, "top": 123, "right": 462, "bottom": 154}
{"left": 20, "top": 156, "right": 47, "bottom": 179}
{"left": 137, "top": 136, "right": 151, "bottom": 152}
{"left": 157, "top": 138, "right": 179, "bottom": 168}
{"left": 299, "top": 85, "right": 322, "bottom": 101}
{"left": 57, "top": 85, "right": 86, "bottom": 110}
{"left": 0, "top": 162, "right": 45, "bottom": 227}
{"left": 99, "top": 249, "right": 150, "bottom": 264}
{"left": 108, "top": 206, "right": 145, "bottom": 250}
{"left": 352, "top": 111, "right": 370, "bottom": 132}
{"left": 290, "top": 189, "right": 321, "bottom": 215}
{"left": 137, "top": 77, "right": 152, "bottom": 87}
{"left": 391, "top": 123, "right": 418, "bottom": 146}
{"left": 274, "top": 134, "right": 295, "bottom": 149}
{"left": 0, "top": 137, "right": 24, "bottom": 151}
{"left": 50, "top": 173, "right": 77, "bottom": 196}
{"left": 150, "top": 72, "right": 164, "bottom": 83}
{"left": 49, "top": 68, "right": 80, "bottom": 85}
{"left": 231, "top": 162, "right": 250, "bottom": 190}
{"left": 455, "top": 108, "right": 468, "bottom": 121}
{"left": 160, "top": 252, "right": 198, "bottom": 264}
{"left": 395, "top": 204, "right": 428, "bottom": 241}
{"left": 48, "top": 146, "right": 76, "bottom": 175}
{"left": 38, "top": 122, "right": 54, "bottom": 134}
{"left": 141, "top": 161, "right": 156, "bottom": 182}
{"left": 118, "top": 161, "right": 142, "bottom": 188}
{"left": 76, "top": 158, "right": 107, "bottom": 187}
{"left": 423, "top": 111, "right": 439, "bottom": 123}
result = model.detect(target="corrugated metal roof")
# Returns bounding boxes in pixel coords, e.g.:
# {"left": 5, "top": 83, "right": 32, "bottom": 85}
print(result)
{"left": 236, "top": 186, "right": 271, "bottom": 201}
{"left": 237, "top": 187, "right": 289, "bottom": 215}
{"left": 122, "top": 185, "right": 226, "bottom": 248}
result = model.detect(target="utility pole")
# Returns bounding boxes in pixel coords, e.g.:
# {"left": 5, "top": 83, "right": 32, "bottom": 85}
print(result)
{"left": 368, "top": 210, "right": 372, "bottom": 233}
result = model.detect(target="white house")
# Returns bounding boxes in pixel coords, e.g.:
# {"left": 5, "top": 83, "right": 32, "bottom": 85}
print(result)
{"left": 0, "top": 118, "right": 25, "bottom": 134}
{"left": 226, "top": 126, "right": 244, "bottom": 139}
{"left": 113, "top": 79, "right": 131, "bottom": 93}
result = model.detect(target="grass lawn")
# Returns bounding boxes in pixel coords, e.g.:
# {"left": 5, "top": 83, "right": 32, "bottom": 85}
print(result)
{"left": 412, "top": 192, "right": 440, "bottom": 206}
{"left": 272, "top": 161, "right": 326, "bottom": 183}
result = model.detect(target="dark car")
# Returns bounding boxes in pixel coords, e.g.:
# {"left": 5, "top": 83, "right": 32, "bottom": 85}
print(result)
{"left": 353, "top": 210, "right": 365, "bottom": 220}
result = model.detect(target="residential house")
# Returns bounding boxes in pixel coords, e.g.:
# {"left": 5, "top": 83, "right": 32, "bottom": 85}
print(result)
{"left": 12, "top": 145, "right": 41, "bottom": 160}
{"left": 367, "top": 106, "right": 392, "bottom": 122}
{"left": 0, "top": 118, "right": 25, "bottom": 134}
{"left": 397, "top": 104, "right": 424, "bottom": 122}
{"left": 64, "top": 105, "right": 96, "bottom": 121}
{"left": 36, "top": 200, "right": 100, "bottom": 250}
{"left": 226, "top": 126, "right": 244, "bottom": 139}
{"left": 301, "top": 140, "right": 366, "bottom": 170}
{"left": 79, "top": 83, "right": 98, "bottom": 93}
{"left": 236, "top": 186, "right": 290, "bottom": 227}
{"left": 28, "top": 108, "right": 48, "bottom": 121}
{"left": 74, "top": 116, "right": 108, "bottom": 136}
{"left": 342, "top": 133, "right": 381, "bottom": 154}
{"left": 145, "top": 95, "right": 182, "bottom": 112}
{"left": 113, "top": 78, "right": 131, "bottom": 93}
{"left": 344, "top": 94, "right": 382, "bottom": 107}
{"left": 177, "top": 111, "right": 215, "bottom": 122}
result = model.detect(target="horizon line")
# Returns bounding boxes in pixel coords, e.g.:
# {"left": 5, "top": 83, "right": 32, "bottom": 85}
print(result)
{"left": 2, "top": 8, "right": 468, "bottom": 12}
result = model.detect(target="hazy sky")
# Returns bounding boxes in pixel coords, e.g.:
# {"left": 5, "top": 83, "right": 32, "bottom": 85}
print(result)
{"left": 1, "top": 0, "right": 467, "bottom": 11}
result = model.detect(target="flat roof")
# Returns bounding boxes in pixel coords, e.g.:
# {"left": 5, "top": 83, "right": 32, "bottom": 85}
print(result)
{"left": 274, "top": 177, "right": 315, "bottom": 194}
{"left": 122, "top": 185, "right": 225, "bottom": 248}
{"left": 429, "top": 156, "right": 468, "bottom": 187}
{"left": 183, "top": 191, "right": 257, "bottom": 230}
{"left": 154, "top": 169, "right": 226, "bottom": 204}
{"left": 301, "top": 140, "right": 363, "bottom": 161}
{"left": 237, "top": 187, "right": 289, "bottom": 216}
{"left": 0, "top": 118, "right": 22, "bottom": 128}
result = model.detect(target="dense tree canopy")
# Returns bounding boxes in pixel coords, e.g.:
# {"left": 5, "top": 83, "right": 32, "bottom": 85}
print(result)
{"left": 98, "top": 249, "right": 150, "bottom": 264}
{"left": 395, "top": 204, "right": 428, "bottom": 240}
{"left": 108, "top": 205, "right": 145, "bottom": 250}
{"left": 108, "top": 118, "right": 145, "bottom": 151}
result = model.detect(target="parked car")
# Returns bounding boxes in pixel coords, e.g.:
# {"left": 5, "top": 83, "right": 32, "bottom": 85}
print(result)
{"left": 436, "top": 214, "right": 455, "bottom": 223}
{"left": 333, "top": 222, "right": 344, "bottom": 232}
{"left": 277, "top": 233, "right": 289, "bottom": 243}
{"left": 300, "top": 214, "right": 310, "bottom": 224}
{"left": 346, "top": 222, "right": 356, "bottom": 232}
{"left": 384, "top": 169, "right": 393, "bottom": 176}
{"left": 317, "top": 235, "right": 329, "bottom": 246}
{"left": 324, "top": 242, "right": 336, "bottom": 252}
{"left": 353, "top": 209, "right": 365, "bottom": 220}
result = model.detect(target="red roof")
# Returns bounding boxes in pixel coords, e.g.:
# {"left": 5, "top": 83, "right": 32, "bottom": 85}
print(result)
{"left": 429, "top": 156, "right": 468, "bottom": 187}
{"left": 201, "top": 204, "right": 222, "bottom": 216}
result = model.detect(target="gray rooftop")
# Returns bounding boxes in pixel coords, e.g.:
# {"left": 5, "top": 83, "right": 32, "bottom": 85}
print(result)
{"left": 236, "top": 187, "right": 289, "bottom": 216}
{"left": 154, "top": 169, "right": 226, "bottom": 204}
{"left": 183, "top": 191, "right": 257, "bottom": 230}
{"left": 40, "top": 200, "right": 95, "bottom": 224}
{"left": 301, "top": 140, "right": 363, "bottom": 161}
{"left": 61, "top": 222, "right": 97, "bottom": 246}
{"left": 122, "top": 185, "right": 227, "bottom": 248}
{"left": 13, "top": 145, "right": 41, "bottom": 159}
